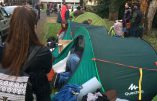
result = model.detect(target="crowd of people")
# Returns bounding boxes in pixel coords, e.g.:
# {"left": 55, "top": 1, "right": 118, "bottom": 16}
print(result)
{"left": 109, "top": 2, "right": 143, "bottom": 38}
{"left": 122, "top": 2, "right": 143, "bottom": 38}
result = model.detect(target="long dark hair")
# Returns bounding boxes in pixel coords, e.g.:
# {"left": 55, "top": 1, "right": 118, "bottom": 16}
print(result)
{"left": 2, "top": 7, "right": 42, "bottom": 75}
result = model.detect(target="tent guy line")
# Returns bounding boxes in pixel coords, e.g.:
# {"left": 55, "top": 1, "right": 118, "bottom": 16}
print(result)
{"left": 92, "top": 58, "right": 157, "bottom": 72}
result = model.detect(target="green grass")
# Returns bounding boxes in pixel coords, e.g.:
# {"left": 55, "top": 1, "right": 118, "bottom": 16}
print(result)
{"left": 143, "top": 34, "right": 157, "bottom": 51}
{"left": 42, "top": 23, "right": 61, "bottom": 43}
{"left": 153, "top": 96, "right": 157, "bottom": 101}
{"left": 104, "top": 19, "right": 114, "bottom": 31}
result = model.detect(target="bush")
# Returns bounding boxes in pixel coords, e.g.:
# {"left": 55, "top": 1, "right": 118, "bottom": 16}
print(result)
{"left": 86, "top": 4, "right": 109, "bottom": 18}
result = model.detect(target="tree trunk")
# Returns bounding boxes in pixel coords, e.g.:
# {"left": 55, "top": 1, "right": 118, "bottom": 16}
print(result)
{"left": 109, "top": 12, "right": 118, "bottom": 20}
{"left": 146, "top": 0, "right": 157, "bottom": 34}
{"left": 108, "top": 0, "right": 120, "bottom": 20}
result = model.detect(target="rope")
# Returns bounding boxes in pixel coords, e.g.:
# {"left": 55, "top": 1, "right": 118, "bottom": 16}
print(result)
{"left": 138, "top": 68, "right": 143, "bottom": 100}
{"left": 92, "top": 58, "right": 157, "bottom": 72}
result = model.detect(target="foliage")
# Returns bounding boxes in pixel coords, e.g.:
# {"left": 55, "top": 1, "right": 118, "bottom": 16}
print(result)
{"left": 86, "top": 5, "right": 109, "bottom": 18}
{"left": 46, "top": 23, "right": 61, "bottom": 38}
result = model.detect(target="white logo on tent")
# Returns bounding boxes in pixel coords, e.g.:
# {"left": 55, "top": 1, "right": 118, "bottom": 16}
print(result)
{"left": 125, "top": 83, "right": 144, "bottom": 96}
{"left": 128, "top": 83, "right": 138, "bottom": 91}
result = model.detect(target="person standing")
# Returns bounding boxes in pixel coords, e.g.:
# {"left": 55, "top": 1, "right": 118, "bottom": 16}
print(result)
{"left": 0, "top": 7, "right": 52, "bottom": 101}
{"left": 46, "top": 2, "right": 50, "bottom": 16}
{"left": 122, "top": 2, "right": 132, "bottom": 37}
{"left": 61, "top": 1, "right": 67, "bottom": 22}
{"left": 130, "top": 3, "right": 143, "bottom": 38}
{"left": 35, "top": 3, "right": 40, "bottom": 20}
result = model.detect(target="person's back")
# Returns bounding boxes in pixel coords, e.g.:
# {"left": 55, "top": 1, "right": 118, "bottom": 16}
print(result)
{"left": 131, "top": 6, "right": 142, "bottom": 27}
{"left": 0, "top": 7, "right": 52, "bottom": 101}
{"left": 61, "top": 2, "right": 67, "bottom": 22}
{"left": 130, "top": 4, "right": 143, "bottom": 37}
{"left": 114, "top": 20, "right": 123, "bottom": 37}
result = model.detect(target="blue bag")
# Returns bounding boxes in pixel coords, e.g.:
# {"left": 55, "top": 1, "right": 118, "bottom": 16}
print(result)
{"left": 53, "top": 84, "right": 81, "bottom": 101}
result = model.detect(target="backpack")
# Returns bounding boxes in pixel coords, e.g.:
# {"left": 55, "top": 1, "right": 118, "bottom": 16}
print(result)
{"left": 0, "top": 46, "right": 41, "bottom": 101}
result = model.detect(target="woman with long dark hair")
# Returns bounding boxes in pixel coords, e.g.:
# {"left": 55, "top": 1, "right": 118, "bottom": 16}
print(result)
{"left": 0, "top": 7, "right": 52, "bottom": 101}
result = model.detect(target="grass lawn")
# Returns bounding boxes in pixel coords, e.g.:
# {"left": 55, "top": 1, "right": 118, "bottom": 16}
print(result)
{"left": 153, "top": 96, "right": 157, "bottom": 101}
{"left": 143, "top": 32, "right": 157, "bottom": 51}
{"left": 42, "top": 22, "right": 61, "bottom": 43}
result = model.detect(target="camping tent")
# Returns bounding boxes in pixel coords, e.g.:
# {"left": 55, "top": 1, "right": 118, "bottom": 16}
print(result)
{"left": 53, "top": 23, "right": 157, "bottom": 100}
{"left": 52, "top": 21, "right": 92, "bottom": 57}
{"left": 74, "top": 12, "right": 107, "bottom": 27}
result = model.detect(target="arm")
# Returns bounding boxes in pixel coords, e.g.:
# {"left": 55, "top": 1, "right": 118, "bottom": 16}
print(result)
{"left": 26, "top": 46, "right": 52, "bottom": 101}
{"left": 26, "top": 46, "right": 52, "bottom": 74}
{"left": 36, "top": 47, "right": 52, "bottom": 73}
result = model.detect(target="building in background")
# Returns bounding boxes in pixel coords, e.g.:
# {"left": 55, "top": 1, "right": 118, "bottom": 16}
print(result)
{"left": 40, "top": 0, "right": 80, "bottom": 5}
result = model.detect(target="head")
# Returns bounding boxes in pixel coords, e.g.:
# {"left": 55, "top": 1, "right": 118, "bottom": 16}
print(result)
{"left": 2, "top": 7, "right": 42, "bottom": 75}
{"left": 105, "top": 89, "right": 117, "bottom": 101}
{"left": 125, "top": 2, "right": 131, "bottom": 9}
{"left": 77, "top": 6, "right": 81, "bottom": 10}
{"left": 133, "top": 2, "right": 140, "bottom": 10}
{"left": 87, "top": 19, "right": 92, "bottom": 24}
{"left": 62, "top": 0, "right": 66, "bottom": 5}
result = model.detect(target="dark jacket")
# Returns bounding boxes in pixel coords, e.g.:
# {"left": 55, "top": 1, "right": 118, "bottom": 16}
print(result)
{"left": 123, "top": 8, "right": 132, "bottom": 27}
{"left": 0, "top": 45, "right": 52, "bottom": 101}
{"left": 131, "top": 8, "right": 143, "bottom": 27}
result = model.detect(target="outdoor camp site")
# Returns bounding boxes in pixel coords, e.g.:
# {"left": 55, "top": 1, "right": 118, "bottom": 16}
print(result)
{"left": 1, "top": 0, "right": 157, "bottom": 100}
{"left": 42, "top": 11, "right": 157, "bottom": 101}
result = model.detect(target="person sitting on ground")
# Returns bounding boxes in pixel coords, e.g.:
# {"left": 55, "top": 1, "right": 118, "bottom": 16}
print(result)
{"left": 53, "top": 37, "right": 84, "bottom": 88}
{"left": 66, "top": 47, "right": 84, "bottom": 75}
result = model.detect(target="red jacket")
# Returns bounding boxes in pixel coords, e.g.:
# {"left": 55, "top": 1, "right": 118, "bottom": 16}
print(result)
{"left": 61, "top": 5, "right": 67, "bottom": 22}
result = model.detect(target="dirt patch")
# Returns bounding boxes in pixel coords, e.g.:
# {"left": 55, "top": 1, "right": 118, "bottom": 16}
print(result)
{"left": 47, "top": 17, "right": 57, "bottom": 23}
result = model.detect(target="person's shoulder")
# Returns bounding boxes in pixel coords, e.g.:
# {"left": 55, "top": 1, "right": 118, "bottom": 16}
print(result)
{"left": 30, "top": 45, "right": 51, "bottom": 55}
{"left": 38, "top": 46, "right": 51, "bottom": 54}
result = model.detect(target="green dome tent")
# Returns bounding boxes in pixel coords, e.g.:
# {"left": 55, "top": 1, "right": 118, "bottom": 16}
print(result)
{"left": 52, "top": 23, "right": 157, "bottom": 100}
{"left": 74, "top": 12, "right": 107, "bottom": 28}
{"left": 52, "top": 21, "right": 96, "bottom": 58}
{"left": 52, "top": 20, "right": 73, "bottom": 58}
